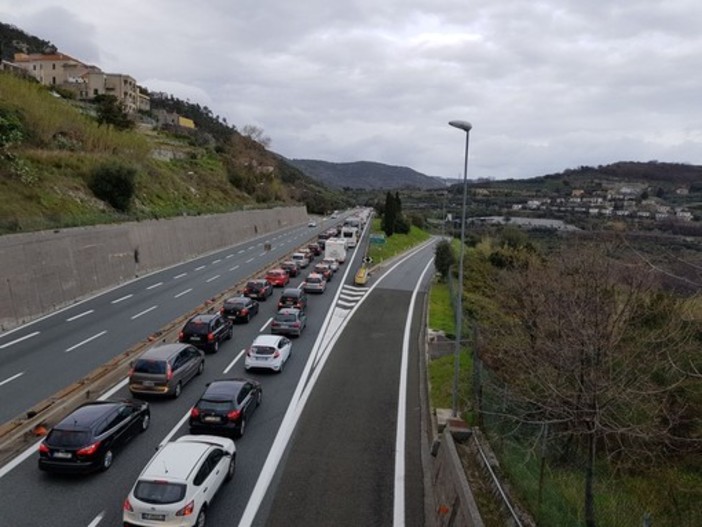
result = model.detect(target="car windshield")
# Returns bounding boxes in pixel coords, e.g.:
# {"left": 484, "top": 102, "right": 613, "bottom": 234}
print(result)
{"left": 184, "top": 321, "right": 209, "bottom": 335}
{"left": 134, "top": 481, "right": 187, "bottom": 504}
{"left": 307, "top": 277, "right": 321, "bottom": 284}
{"left": 198, "top": 399, "right": 232, "bottom": 412}
{"left": 251, "top": 346, "right": 276, "bottom": 355}
{"left": 133, "top": 359, "right": 167, "bottom": 374}
{"left": 46, "top": 429, "right": 91, "bottom": 447}
{"left": 275, "top": 314, "right": 297, "bottom": 322}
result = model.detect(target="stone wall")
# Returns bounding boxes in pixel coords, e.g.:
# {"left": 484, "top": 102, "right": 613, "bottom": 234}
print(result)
{"left": 0, "top": 206, "right": 307, "bottom": 330}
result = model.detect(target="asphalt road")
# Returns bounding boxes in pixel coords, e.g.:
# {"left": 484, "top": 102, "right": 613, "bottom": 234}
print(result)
{"left": 0, "top": 219, "right": 337, "bottom": 423}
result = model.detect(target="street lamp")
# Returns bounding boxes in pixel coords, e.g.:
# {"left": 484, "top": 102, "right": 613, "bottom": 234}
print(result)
{"left": 448, "top": 120, "right": 472, "bottom": 418}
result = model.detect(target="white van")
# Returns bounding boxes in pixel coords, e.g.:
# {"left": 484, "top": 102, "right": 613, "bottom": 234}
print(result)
{"left": 340, "top": 226, "right": 358, "bottom": 248}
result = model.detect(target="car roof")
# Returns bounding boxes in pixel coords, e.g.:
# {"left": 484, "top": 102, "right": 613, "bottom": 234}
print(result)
{"left": 55, "top": 401, "right": 121, "bottom": 430}
{"left": 141, "top": 442, "right": 211, "bottom": 482}
{"left": 267, "top": 268, "right": 285, "bottom": 273}
{"left": 139, "top": 343, "right": 192, "bottom": 361}
{"left": 281, "top": 288, "right": 302, "bottom": 296}
{"left": 252, "top": 334, "right": 286, "bottom": 346}
{"left": 307, "top": 273, "right": 323, "bottom": 279}
{"left": 292, "top": 252, "right": 306, "bottom": 257}
{"left": 201, "top": 379, "right": 247, "bottom": 400}
{"left": 276, "top": 308, "right": 301, "bottom": 316}
{"left": 188, "top": 314, "right": 217, "bottom": 323}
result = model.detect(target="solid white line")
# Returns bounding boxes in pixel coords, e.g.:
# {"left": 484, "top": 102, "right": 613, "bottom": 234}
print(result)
{"left": 223, "top": 349, "right": 246, "bottom": 374}
{"left": 195, "top": 265, "right": 206, "bottom": 271}
{"left": 206, "top": 275, "right": 221, "bottom": 283}
{"left": 245, "top": 257, "right": 255, "bottom": 263}
{"left": 98, "top": 377, "right": 129, "bottom": 400}
{"left": 212, "top": 259, "right": 222, "bottom": 264}
{"left": 259, "top": 252, "right": 267, "bottom": 257}
{"left": 238, "top": 250, "right": 245, "bottom": 254}
{"left": 159, "top": 409, "right": 191, "bottom": 448}
{"left": 146, "top": 282, "right": 163, "bottom": 290}
{"left": 226, "top": 254, "right": 234, "bottom": 259}
{"left": 0, "top": 331, "right": 40, "bottom": 349}
{"left": 111, "top": 294, "right": 133, "bottom": 304}
{"left": 174, "top": 288, "right": 192, "bottom": 299}
{"left": 65, "top": 330, "right": 107, "bottom": 353}
{"left": 173, "top": 272, "right": 188, "bottom": 279}
{"left": 86, "top": 511, "right": 105, "bottom": 527}
{"left": 259, "top": 318, "right": 272, "bottom": 332}
{"left": 394, "top": 257, "right": 434, "bottom": 527}
{"left": 66, "top": 310, "right": 94, "bottom": 322}
{"left": 0, "top": 371, "right": 24, "bottom": 387}
{"left": 229, "top": 265, "right": 240, "bottom": 272}
{"left": 0, "top": 438, "right": 42, "bottom": 480}
{"left": 131, "top": 306, "right": 158, "bottom": 320}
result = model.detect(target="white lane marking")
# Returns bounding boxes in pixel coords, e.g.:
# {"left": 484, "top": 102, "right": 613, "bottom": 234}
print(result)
{"left": 247, "top": 246, "right": 255, "bottom": 251}
{"left": 159, "top": 409, "right": 191, "bottom": 448}
{"left": 212, "top": 259, "right": 222, "bottom": 264}
{"left": 99, "top": 377, "right": 129, "bottom": 400}
{"left": 337, "top": 300, "right": 356, "bottom": 308}
{"left": 111, "top": 294, "right": 133, "bottom": 304}
{"left": 131, "top": 305, "right": 158, "bottom": 320}
{"left": 0, "top": 371, "right": 24, "bottom": 387}
{"left": 245, "top": 257, "right": 255, "bottom": 264}
{"left": 238, "top": 250, "right": 245, "bottom": 254}
{"left": 66, "top": 309, "right": 94, "bottom": 322}
{"left": 146, "top": 282, "right": 163, "bottom": 290}
{"left": 259, "top": 252, "right": 267, "bottom": 257}
{"left": 0, "top": 331, "right": 40, "bottom": 349}
{"left": 259, "top": 317, "right": 272, "bottom": 332}
{"left": 65, "top": 330, "right": 107, "bottom": 353}
{"left": 223, "top": 349, "right": 246, "bottom": 374}
{"left": 206, "top": 275, "right": 221, "bottom": 283}
{"left": 195, "top": 265, "right": 206, "bottom": 271}
{"left": 394, "top": 257, "right": 434, "bottom": 527}
{"left": 87, "top": 510, "right": 105, "bottom": 527}
{"left": 173, "top": 272, "right": 188, "bottom": 279}
{"left": 229, "top": 265, "right": 240, "bottom": 272}
{"left": 226, "top": 254, "right": 234, "bottom": 259}
{"left": 174, "top": 288, "right": 193, "bottom": 299}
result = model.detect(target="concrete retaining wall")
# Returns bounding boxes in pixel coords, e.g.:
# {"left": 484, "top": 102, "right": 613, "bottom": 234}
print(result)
{"left": 0, "top": 206, "right": 307, "bottom": 330}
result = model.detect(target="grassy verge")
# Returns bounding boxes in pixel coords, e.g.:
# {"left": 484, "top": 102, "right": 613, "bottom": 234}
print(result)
{"left": 366, "top": 218, "right": 430, "bottom": 264}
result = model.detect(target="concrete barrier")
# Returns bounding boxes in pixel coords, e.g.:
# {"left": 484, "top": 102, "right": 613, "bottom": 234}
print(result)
{"left": 0, "top": 206, "right": 307, "bottom": 331}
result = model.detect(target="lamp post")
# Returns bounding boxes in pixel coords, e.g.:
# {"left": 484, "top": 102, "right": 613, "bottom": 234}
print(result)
{"left": 448, "top": 120, "right": 472, "bottom": 418}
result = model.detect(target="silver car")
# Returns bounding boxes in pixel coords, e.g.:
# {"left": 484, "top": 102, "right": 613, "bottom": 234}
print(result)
{"left": 129, "top": 344, "right": 204, "bottom": 398}
{"left": 123, "top": 435, "right": 235, "bottom": 527}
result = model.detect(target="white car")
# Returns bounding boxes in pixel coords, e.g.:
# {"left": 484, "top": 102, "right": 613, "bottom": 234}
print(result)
{"left": 322, "top": 257, "right": 339, "bottom": 273}
{"left": 307, "top": 220, "right": 317, "bottom": 227}
{"left": 244, "top": 334, "right": 292, "bottom": 373}
{"left": 302, "top": 272, "right": 327, "bottom": 294}
{"left": 123, "top": 435, "right": 235, "bottom": 527}
{"left": 291, "top": 252, "right": 310, "bottom": 269}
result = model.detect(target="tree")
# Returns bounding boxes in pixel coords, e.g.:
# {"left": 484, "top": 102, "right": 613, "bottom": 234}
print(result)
{"left": 241, "top": 124, "right": 271, "bottom": 148}
{"left": 382, "top": 191, "right": 396, "bottom": 236}
{"left": 93, "top": 94, "right": 133, "bottom": 130}
{"left": 479, "top": 245, "right": 696, "bottom": 527}
{"left": 89, "top": 163, "right": 137, "bottom": 211}
{"left": 434, "top": 239, "right": 455, "bottom": 280}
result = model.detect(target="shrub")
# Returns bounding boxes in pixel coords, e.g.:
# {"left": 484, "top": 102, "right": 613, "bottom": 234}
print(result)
{"left": 434, "top": 239, "right": 455, "bottom": 280}
{"left": 89, "top": 163, "right": 136, "bottom": 211}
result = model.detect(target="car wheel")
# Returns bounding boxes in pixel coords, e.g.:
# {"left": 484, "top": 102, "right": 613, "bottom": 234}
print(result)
{"left": 246, "top": 313, "right": 251, "bottom": 323}
{"left": 278, "top": 360, "right": 284, "bottom": 373}
{"left": 238, "top": 417, "right": 246, "bottom": 438}
{"left": 195, "top": 506, "right": 206, "bottom": 527}
{"left": 173, "top": 382, "right": 182, "bottom": 398}
{"left": 227, "top": 326, "right": 233, "bottom": 340}
{"left": 256, "top": 390, "right": 262, "bottom": 407}
{"left": 197, "top": 361, "right": 204, "bottom": 376}
{"left": 213, "top": 341, "right": 219, "bottom": 353}
{"left": 225, "top": 456, "right": 236, "bottom": 482}
{"left": 141, "top": 413, "right": 150, "bottom": 432}
{"left": 101, "top": 449, "right": 113, "bottom": 471}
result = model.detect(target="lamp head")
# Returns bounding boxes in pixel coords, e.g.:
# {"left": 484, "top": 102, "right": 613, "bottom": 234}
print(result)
{"left": 449, "top": 120, "right": 472, "bottom": 132}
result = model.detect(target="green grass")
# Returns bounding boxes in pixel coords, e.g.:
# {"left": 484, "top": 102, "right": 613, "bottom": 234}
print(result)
{"left": 428, "top": 279, "right": 455, "bottom": 336}
{"left": 366, "top": 218, "right": 431, "bottom": 263}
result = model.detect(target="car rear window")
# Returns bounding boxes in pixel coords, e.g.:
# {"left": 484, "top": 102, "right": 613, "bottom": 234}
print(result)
{"left": 251, "top": 346, "right": 276, "bottom": 355}
{"left": 46, "top": 429, "right": 91, "bottom": 447}
{"left": 275, "top": 314, "right": 297, "bottom": 322}
{"left": 184, "top": 321, "right": 210, "bottom": 335}
{"left": 134, "top": 481, "right": 187, "bottom": 504}
{"left": 133, "top": 359, "right": 167, "bottom": 374}
{"left": 225, "top": 299, "right": 246, "bottom": 308}
{"left": 198, "top": 399, "right": 232, "bottom": 412}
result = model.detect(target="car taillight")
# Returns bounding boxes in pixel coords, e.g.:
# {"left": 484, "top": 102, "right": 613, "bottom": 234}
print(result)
{"left": 219, "top": 307, "right": 224, "bottom": 314}
{"left": 273, "top": 351, "right": 280, "bottom": 359}
{"left": 292, "top": 322, "right": 300, "bottom": 328}
{"left": 178, "top": 331, "right": 184, "bottom": 341}
{"left": 123, "top": 498, "right": 133, "bottom": 512}
{"left": 207, "top": 332, "right": 215, "bottom": 342}
{"left": 246, "top": 348, "right": 252, "bottom": 357}
{"left": 38, "top": 442, "right": 49, "bottom": 454}
{"left": 76, "top": 441, "right": 101, "bottom": 457}
{"left": 227, "top": 409, "right": 241, "bottom": 422}
{"left": 190, "top": 407, "right": 200, "bottom": 418}
{"left": 166, "top": 364, "right": 173, "bottom": 381}
{"left": 176, "top": 500, "right": 195, "bottom": 517}
{"left": 241, "top": 308, "right": 248, "bottom": 315}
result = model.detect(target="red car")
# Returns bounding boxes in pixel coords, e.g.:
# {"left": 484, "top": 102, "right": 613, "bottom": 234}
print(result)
{"left": 280, "top": 260, "right": 300, "bottom": 277}
{"left": 265, "top": 268, "right": 290, "bottom": 287}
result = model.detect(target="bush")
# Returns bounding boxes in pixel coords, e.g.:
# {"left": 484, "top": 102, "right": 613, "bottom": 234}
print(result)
{"left": 394, "top": 214, "right": 411, "bottom": 234}
{"left": 434, "top": 239, "right": 455, "bottom": 280}
{"left": 89, "top": 163, "right": 136, "bottom": 211}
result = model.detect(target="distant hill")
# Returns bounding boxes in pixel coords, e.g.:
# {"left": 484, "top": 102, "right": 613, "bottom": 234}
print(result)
{"left": 0, "top": 21, "right": 55, "bottom": 60}
{"left": 288, "top": 159, "right": 446, "bottom": 190}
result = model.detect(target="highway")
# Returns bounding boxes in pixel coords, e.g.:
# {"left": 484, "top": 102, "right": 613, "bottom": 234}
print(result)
{"left": 0, "top": 215, "right": 438, "bottom": 526}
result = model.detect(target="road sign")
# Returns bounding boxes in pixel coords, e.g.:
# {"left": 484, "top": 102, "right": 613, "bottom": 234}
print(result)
{"left": 369, "top": 234, "right": 386, "bottom": 245}
{"left": 362, "top": 256, "right": 373, "bottom": 264}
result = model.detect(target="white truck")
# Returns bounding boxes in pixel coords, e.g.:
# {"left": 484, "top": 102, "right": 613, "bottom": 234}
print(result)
{"left": 324, "top": 238, "right": 348, "bottom": 264}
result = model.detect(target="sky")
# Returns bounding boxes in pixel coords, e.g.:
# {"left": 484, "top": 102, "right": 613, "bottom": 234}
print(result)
{"left": 3, "top": 1, "right": 702, "bottom": 181}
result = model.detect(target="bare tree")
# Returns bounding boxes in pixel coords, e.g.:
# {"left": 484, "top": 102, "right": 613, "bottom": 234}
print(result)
{"left": 479, "top": 244, "right": 698, "bottom": 527}
{"left": 241, "top": 124, "right": 271, "bottom": 148}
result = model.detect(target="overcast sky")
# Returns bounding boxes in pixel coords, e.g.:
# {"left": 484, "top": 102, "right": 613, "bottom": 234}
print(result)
{"left": 3, "top": 1, "right": 702, "bottom": 180}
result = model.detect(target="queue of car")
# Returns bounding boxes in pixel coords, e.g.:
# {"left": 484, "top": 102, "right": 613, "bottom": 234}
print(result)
{"left": 36, "top": 234, "right": 342, "bottom": 526}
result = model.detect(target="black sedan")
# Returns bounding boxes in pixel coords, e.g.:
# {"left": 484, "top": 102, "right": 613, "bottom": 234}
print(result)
{"left": 221, "top": 295, "right": 260, "bottom": 323}
{"left": 189, "top": 378, "right": 262, "bottom": 438}
{"left": 38, "top": 400, "right": 150, "bottom": 474}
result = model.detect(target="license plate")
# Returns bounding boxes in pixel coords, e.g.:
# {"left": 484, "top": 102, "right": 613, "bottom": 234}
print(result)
{"left": 204, "top": 416, "right": 221, "bottom": 423}
{"left": 142, "top": 513, "right": 166, "bottom": 521}
{"left": 53, "top": 452, "right": 71, "bottom": 459}
{"left": 143, "top": 381, "right": 154, "bottom": 387}
{"left": 190, "top": 336, "right": 201, "bottom": 341}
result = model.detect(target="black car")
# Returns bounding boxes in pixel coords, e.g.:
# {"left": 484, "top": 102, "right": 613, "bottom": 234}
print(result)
{"left": 277, "top": 288, "right": 308, "bottom": 311}
{"left": 38, "top": 400, "right": 150, "bottom": 474}
{"left": 189, "top": 378, "right": 262, "bottom": 438}
{"left": 221, "top": 295, "right": 259, "bottom": 323}
{"left": 179, "top": 313, "right": 233, "bottom": 353}
{"left": 244, "top": 279, "right": 273, "bottom": 300}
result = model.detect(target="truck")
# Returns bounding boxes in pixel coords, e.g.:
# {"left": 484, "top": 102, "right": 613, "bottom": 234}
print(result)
{"left": 340, "top": 226, "right": 358, "bottom": 248}
{"left": 324, "top": 238, "right": 348, "bottom": 264}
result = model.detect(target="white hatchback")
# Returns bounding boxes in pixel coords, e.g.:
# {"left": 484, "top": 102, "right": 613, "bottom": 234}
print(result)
{"left": 244, "top": 334, "right": 292, "bottom": 373}
{"left": 123, "top": 435, "right": 235, "bottom": 527}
